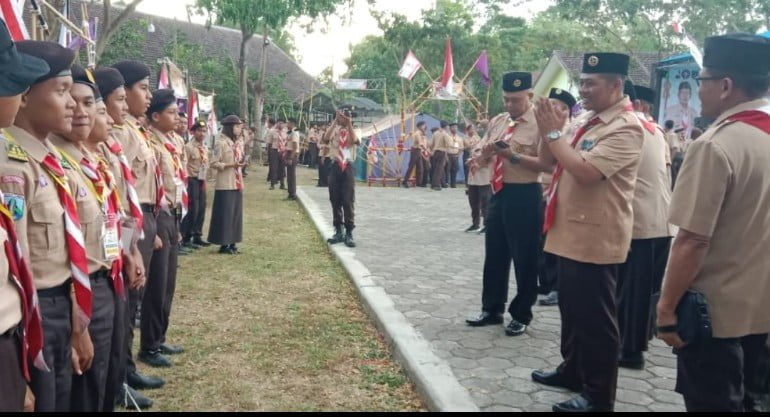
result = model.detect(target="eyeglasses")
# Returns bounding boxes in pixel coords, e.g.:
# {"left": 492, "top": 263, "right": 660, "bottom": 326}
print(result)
{"left": 693, "top": 76, "right": 724, "bottom": 86}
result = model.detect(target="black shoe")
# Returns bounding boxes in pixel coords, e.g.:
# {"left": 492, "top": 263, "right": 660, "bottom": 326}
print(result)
{"left": 126, "top": 371, "right": 165, "bottom": 390}
{"left": 465, "top": 312, "right": 504, "bottom": 327}
{"left": 450, "top": 185, "right": 456, "bottom": 188}
{"left": 280, "top": 185, "right": 286, "bottom": 190}
{"left": 159, "top": 343, "right": 185, "bottom": 355}
{"left": 229, "top": 244, "right": 241, "bottom": 254}
{"left": 118, "top": 385, "right": 153, "bottom": 410}
{"left": 285, "top": 195, "right": 297, "bottom": 201}
{"left": 218, "top": 245, "right": 235, "bottom": 255}
{"left": 344, "top": 231, "right": 356, "bottom": 248}
{"left": 327, "top": 227, "right": 344, "bottom": 245}
{"left": 431, "top": 187, "right": 442, "bottom": 191}
{"left": 505, "top": 320, "right": 528, "bottom": 336}
{"left": 618, "top": 351, "right": 645, "bottom": 370}
{"left": 138, "top": 350, "right": 173, "bottom": 368}
{"left": 465, "top": 225, "right": 480, "bottom": 232}
{"left": 539, "top": 291, "right": 559, "bottom": 306}
{"left": 531, "top": 369, "right": 582, "bottom": 392}
{"left": 269, "top": 185, "right": 275, "bottom": 190}
{"left": 442, "top": 185, "right": 448, "bottom": 188}
{"left": 193, "top": 238, "right": 212, "bottom": 247}
{"left": 478, "top": 227, "right": 487, "bottom": 234}
{"left": 553, "top": 394, "right": 613, "bottom": 412}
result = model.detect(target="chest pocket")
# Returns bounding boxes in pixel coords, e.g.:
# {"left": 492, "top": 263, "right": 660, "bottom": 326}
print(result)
{"left": 75, "top": 190, "right": 101, "bottom": 247}
{"left": 29, "top": 199, "right": 65, "bottom": 252}
{"left": 565, "top": 205, "right": 607, "bottom": 226}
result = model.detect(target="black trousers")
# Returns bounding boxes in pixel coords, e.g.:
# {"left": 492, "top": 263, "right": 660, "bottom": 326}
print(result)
{"left": 481, "top": 183, "right": 542, "bottom": 324}
{"left": 421, "top": 157, "right": 431, "bottom": 186}
{"left": 269, "top": 148, "right": 285, "bottom": 186}
{"left": 181, "top": 178, "right": 207, "bottom": 240}
{"left": 141, "top": 210, "right": 178, "bottom": 352}
{"left": 31, "top": 283, "right": 73, "bottom": 412}
{"left": 0, "top": 330, "right": 25, "bottom": 412}
{"left": 556, "top": 256, "right": 620, "bottom": 406}
{"left": 286, "top": 158, "right": 297, "bottom": 198}
{"left": 328, "top": 163, "right": 356, "bottom": 230}
{"left": 124, "top": 209, "right": 157, "bottom": 377}
{"left": 676, "top": 333, "right": 770, "bottom": 411}
{"left": 467, "top": 184, "right": 491, "bottom": 227}
{"left": 537, "top": 250, "right": 559, "bottom": 294}
{"left": 71, "top": 272, "right": 116, "bottom": 411}
{"left": 617, "top": 237, "right": 672, "bottom": 354}
{"left": 308, "top": 142, "right": 319, "bottom": 168}
{"left": 446, "top": 153, "right": 460, "bottom": 187}
{"left": 431, "top": 151, "right": 447, "bottom": 189}
{"left": 403, "top": 148, "right": 424, "bottom": 185}
{"left": 318, "top": 157, "right": 330, "bottom": 187}
{"left": 671, "top": 152, "right": 684, "bottom": 190}
{"left": 162, "top": 214, "right": 183, "bottom": 344}
{"left": 103, "top": 272, "right": 126, "bottom": 411}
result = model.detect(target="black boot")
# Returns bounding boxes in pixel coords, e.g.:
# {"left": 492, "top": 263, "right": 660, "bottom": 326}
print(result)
{"left": 344, "top": 229, "right": 356, "bottom": 248}
{"left": 327, "top": 226, "right": 344, "bottom": 244}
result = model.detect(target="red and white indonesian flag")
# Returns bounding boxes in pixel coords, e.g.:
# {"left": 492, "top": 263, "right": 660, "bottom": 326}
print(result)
{"left": 398, "top": 50, "right": 422, "bottom": 81}
{"left": 158, "top": 63, "right": 170, "bottom": 90}
{"left": 188, "top": 90, "right": 199, "bottom": 130}
{"left": 0, "top": 0, "right": 29, "bottom": 41}
{"left": 672, "top": 22, "right": 703, "bottom": 68}
{"left": 436, "top": 38, "right": 458, "bottom": 99}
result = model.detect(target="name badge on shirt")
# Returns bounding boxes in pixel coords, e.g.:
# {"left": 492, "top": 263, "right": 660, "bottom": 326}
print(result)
{"left": 174, "top": 178, "right": 185, "bottom": 205}
{"left": 197, "top": 166, "right": 208, "bottom": 181}
{"left": 341, "top": 148, "right": 352, "bottom": 162}
{"left": 102, "top": 214, "right": 121, "bottom": 262}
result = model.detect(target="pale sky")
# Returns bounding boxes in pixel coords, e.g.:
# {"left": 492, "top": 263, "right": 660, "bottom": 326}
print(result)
{"left": 137, "top": 0, "right": 551, "bottom": 78}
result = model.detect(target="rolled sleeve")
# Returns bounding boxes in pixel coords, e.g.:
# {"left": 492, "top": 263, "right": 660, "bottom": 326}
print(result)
{"left": 668, "top": 140, "right": 731, "bottom": 237}
{"left": 581, "top": 125, "right": 644, "bottom": 179}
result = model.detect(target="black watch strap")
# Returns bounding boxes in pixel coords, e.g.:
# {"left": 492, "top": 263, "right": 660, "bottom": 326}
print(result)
{"left": 656, "top": 324, "right": 678, "bottom": 334}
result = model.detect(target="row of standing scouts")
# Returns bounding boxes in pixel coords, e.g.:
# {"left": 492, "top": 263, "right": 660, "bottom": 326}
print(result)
{"left": 0, "top": 20, "right": 246, "bottom": 411}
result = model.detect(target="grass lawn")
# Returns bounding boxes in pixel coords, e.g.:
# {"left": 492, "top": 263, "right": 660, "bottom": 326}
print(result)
{"left": 132, "top": 163, "right": 424, "bottom": 411}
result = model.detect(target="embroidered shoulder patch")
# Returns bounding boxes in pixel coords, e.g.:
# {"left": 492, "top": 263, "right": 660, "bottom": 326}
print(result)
{"left": 3, "top": 194, "right": 26, "bottom": 220}
{"left": 580, "top": 139, "right": 596, "bottom": 151}
{"left": 6, "top": 143, "right": 29, "bottom": 162}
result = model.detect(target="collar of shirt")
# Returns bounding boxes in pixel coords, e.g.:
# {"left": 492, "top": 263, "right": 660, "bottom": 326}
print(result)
{"left": 593, "top": 96, "right": 634, "bottom": 125}
{"left": 5, "top": 125, "right": 51, "bottom": 163}
{"left": 713, "top": 98, "right": 770, "bottom": 126}
{"left": 49, "top": 135, "right": 86, "bottom": 162}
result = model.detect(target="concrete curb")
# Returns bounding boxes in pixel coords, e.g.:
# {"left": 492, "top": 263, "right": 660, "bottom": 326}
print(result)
{"left": 296, "top": 187, "right": 479, "bottom": 412}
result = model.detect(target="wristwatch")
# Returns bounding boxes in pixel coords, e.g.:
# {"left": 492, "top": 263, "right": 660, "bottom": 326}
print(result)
{"left": 546, "top": 130, "right": 562, "bottom": 142}
{"left": 509, "top": 153, "right": 521, "bottom": 165}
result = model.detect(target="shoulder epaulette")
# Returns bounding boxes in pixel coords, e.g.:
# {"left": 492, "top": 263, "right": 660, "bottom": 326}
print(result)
{"left": 7, "top": 142, "right": 29, "bottom": 162}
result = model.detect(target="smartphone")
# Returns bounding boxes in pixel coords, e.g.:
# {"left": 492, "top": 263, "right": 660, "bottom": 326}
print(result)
{"left": 495, "top": 141, "right": 510, "bottom": 149}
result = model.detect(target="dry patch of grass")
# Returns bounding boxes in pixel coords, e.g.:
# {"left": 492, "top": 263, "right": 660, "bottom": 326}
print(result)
{"left": 133, "top": 165, "right": 424, "bottom": 411}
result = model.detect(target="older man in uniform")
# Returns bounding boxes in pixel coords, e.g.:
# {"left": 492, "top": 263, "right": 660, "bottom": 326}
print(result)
{"left": 322, "top": 109, "right": 360, "bottom": 248}
{"left": 0, "top": 22, "right": 50, "bottom": 412}
{"left": 182, "top": 120, "right": 210, "bottom": 248}
{"left": 430, "top": 122, "right": 449, "bottom": 191}
{"left": 0, "top": 40, "right": 93, "bottom": 412}
{"left": 402, "top": 121, "right": 427, "bottom": 188}
{"left": 531, "top": 53, "right": 644, "bottom": 412}
{"left": 285, "top": 118, "right": 300, "bottom": 200}
{"left": 656, "top": 33, "right": 770, "bottom": 412}
{"left": 466, "top": 72, "right": 553, "bottom": 336}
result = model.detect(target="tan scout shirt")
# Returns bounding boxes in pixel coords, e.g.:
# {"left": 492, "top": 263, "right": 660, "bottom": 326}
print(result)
{"left": 0, "top": 127, "right": 72, "bottom": 289}
{"left": 269, "top": 128, "right": 285, "bottom": 150}
{"left": 322, "top": 124, "right": 360, "bottom": 163}
{"left": 319, "top": 142, "right": 330, "bottom": 159}
{"left": 185, "top": 139, "right": 209, "bottom": 178}
{"left": 51, "top": 136, "right": 111, "bottom": 274}
{"left": 631, "top": 115, "right": 673, "bottom": 239}
{"left": 97, "top": 137, "right": 128, "bottom": 211}
{"left": 477, "top": 108, "right": 542, "bottom": 184}
{"left": 467, "top": 139, "right": 492, "bottom": 186}
{"left": 446, "top": 133, "right": 462, "bottom": 155}
{"left": 113, "top": 115, "right": 159, "bottom": 205}
{"left": 430, "top": 130, "right": 449, "bottom": 153}
{"left": 171, "top": 133, "right": 187, "bottom": 168}
{"left": 0, "top": 135, "right": 22, "bottom": 335}
{"left": 668, "top": 99, "right": 770, "bottom": 338}
{"left": 544, "top": 97, "right": 644, "bottom": 265}
{"left": 287, "top": 130, "right": 301, "bottom": 154}
{"left": 410, "top": 131, "right": 426, "bottom": 150}
{"left": 210, "top": 135, "right": 240, "bottom": 190}
{"left": 464, "top": 134, "right": 482, "bottom": 151}
{"left": 148, "top": 128, "right": 181, "bottom": 208}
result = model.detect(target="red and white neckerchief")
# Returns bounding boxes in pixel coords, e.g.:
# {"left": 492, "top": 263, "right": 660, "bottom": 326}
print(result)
{"left": 162, "top": 135, "right": 189, "bottom": 219}
{"left": 232, "top": 140, "right": 244, "bottom": 191}
{"left": 40, "top": 152, "right": 92, "bottom": 332}
{"left": 196, "top": 142, "right": 208, "bottom": 191}
{"left": 336, "top": 128, "right": 350, "bottom": 171}
{"left": 491, "top": 117, "right": 521, "bottom": 194}
{"left": 727, "top": 104, "right": 770, "bottom": 134}
{"left": 106, "top": 139, "right": 144, "bottom": 238}
{"left": 79, "top": 155, "right": 125, "bottom": 299}
{"left": 0, "top": 190, "right": 48, "bottom": 380}
{"left": 276, "top": 130, "right": 287, "bottom": 153}
{"left": 127, "top": 120, "right": 165, "bottom": 212}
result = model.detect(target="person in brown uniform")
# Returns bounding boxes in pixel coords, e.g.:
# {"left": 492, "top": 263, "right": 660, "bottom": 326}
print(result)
{"left": 466, "top": 72, "right": 553, "bottom": 338}
{"left": 268, "top": 119, "right": 286, "bottom": 190}
{"left": 445, "top": 122, "right": 462, "bottom": 188}
{"left": 401, "top": 121, "right": 427, "bottom": 188}
{"left": 0, "top": 22, "right": 50, "bottom": 412}
{"left": 182, "top": 120, "right": 210, "bottom": 248}
{"left": 615, "top": 83, "right": 674, "bottom": 370}
{"left": 307, "top": 123, "right": 319, "bottom": 169}
{"left": 317, "top": 127, "right": 330, "bottom": 188}
{"left": 532, "top": 53, "right": 644, "bottom": 412}
{"left": 141, "top": 89, "right": 186, "bottom": 369}
{"left": 0, "top": 40, "right": 94, "bottom": 412}
{"left": 111, "top": 60, "right": 164, "bottom": 405}
{"left": 322, "top": 109, "right": 360, "bottom": 248}
{"left": 430, "top": 122, "right": 449, "bottom": 191}
{"left": 463, "top": 131, "right": 491, "bottom": 233}
{"left": 462, "top": 124, "right": 481, "bottom": 167}
{"left": 284, "top": 118, "right": 300, "bottom": 200}
{"left": 656, "top": 33, "right": 770, "bottom": 412}
{"left": 208, "top": 115, "right": 245, "bottom": 254}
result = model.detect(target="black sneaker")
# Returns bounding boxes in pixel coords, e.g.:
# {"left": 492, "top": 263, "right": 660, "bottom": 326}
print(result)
{"left": 505, "top": 320, "right": 528, "bottom": 336}
{"left": 465, "top": 225, "right": 480, "bottom": 232}
{"left": 138, "top": 350, "right": 173, "bottom": 368}
{"left": 126, "top": 371, "right": 165, "bottom": 390}
{"left": 159, "top": 343, "right": 184, "bottom": 355}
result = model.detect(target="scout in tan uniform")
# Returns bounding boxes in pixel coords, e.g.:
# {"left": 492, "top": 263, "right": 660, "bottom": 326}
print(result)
{"left": 268, "top": 119, "right": 286, "bottom": 190}
{"left": 0, "top": 23, "right": 50, "bottom": 412}
{"left": 141, "top": 89, "right": 186, "bottom": 370}
{"left": 111, "top": 60, "right": 163, "bottom": 407}
{"left": 445, "top": 123, "right": 462, "bottom": 188}
{"left": 463, "top": 129, "right": 491, "bottom": 233}
{"left": 181, "top": 120, "right": 210, "bottom": 248}
{"left": 430, "top": 122, "right": 449, "bottom": 190}
{"left": 307, "top": 124, "right": 319, "bottom": 169}
{"left": 462, "top": 124, "right": 481, "bottom": 168}
{"left": 208, "top": 115, "right": 245, "bottom": 254}
{"left": 466, "top": 72, "right": 554, "bottom": 338}
{"left": 0, "top": 40, "right": 91, "bottom": 412}
{"left": 615, "top": 83, "right": 674, "bottom": 370}
{"left": 175, "top": 112, "right": 188, "bottom": 143}
{"left": 531, "top": 53, "right": 644, "bottom": 412}
{"left": 284, "top": 118, "right": 300, "bottom": 200}
{"left": 656, "top": 33, "right": 770, "bottom": 412}
{"left": 401, "top": 121, "right": 427, "bottom": 188}
{"left": 321, "top": 108, "right": 360, "bottom": 247}
{"left": 317, "top": 123, "right": 331, "bottom": 187}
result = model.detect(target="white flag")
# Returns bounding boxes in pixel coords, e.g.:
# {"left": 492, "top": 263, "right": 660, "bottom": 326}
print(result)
{"left": 398, "top": 50, "right": 422, "bottom": 80}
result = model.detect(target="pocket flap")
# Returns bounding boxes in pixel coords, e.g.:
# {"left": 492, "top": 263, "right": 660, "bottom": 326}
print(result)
{"left": 30, "top": 200, "right": 63, "bottom": 224}
{"left": 565, "top": 207, "right": 606, "bottom": 225}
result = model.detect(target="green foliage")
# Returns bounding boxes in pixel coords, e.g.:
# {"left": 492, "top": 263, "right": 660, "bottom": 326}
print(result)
{"left": 98, "top": 19, "right": 148, "bottom": 65}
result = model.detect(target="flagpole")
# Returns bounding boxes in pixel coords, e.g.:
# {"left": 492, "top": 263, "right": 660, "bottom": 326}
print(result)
{"left": 458, "top": 54, "right": 482, "bottom": 85}
{"left": 485, "top": 84, "right": 491, "bottom": 117}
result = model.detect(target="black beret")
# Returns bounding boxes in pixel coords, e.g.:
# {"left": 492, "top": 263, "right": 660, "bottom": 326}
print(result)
{"left": 582, "top": 52, "right": 630, "bottom": 76}
{"left": 93, "top": 67, "right": 125, "bottom": 99}
{"left": 623, "top": 80, "right": 637, "bottom": 101}
{"left": 634, "top": 86, "right": 656, "bottom": 104}
{"left": 190, "top": 119, "right": 208, "bottom": 131}
{"left": 15, "top": 40, "right": 76, "bottom": 85}
{"left": 703, "top": 33, "right": 770, "bottom": 75}
{"left": 71, "top": 64, "right": 101, "bottom": 100}
{"left": 548, "top": 88, "right": 577, "bottom": 112}
{"left": 449, "top": 122, "right": 458, "bottom": 127}
{"left": 0, "top": 20, "right": 51, "bottom": 96}
{"left": 221, "top": 115, "right": 242, "bottom": 125}
{"left": 112, "top": 60, "right": 150, "bottom": 87}
{"left": 502, "top": 72, "right": 532, "bottom": 92}
{"left": 146, "top": 89, "right": 176, "bottom": 117}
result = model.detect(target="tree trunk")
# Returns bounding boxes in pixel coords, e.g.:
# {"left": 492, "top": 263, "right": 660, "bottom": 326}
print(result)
{"left": 238, "top": 27, "right": 254, "bottom": 119}
{"left": 254, "top": 24, "right": 270, "bottom": 144}
{"left": 94, "top": 0, "right": 145, "bottom": 65}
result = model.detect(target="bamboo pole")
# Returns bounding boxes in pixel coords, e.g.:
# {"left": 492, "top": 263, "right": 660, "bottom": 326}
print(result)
{"left": 39, "top": 0, "right": 94, "bottom": 44}
{"left": 485, "top": 84, "right": 491, "bottom": 117}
